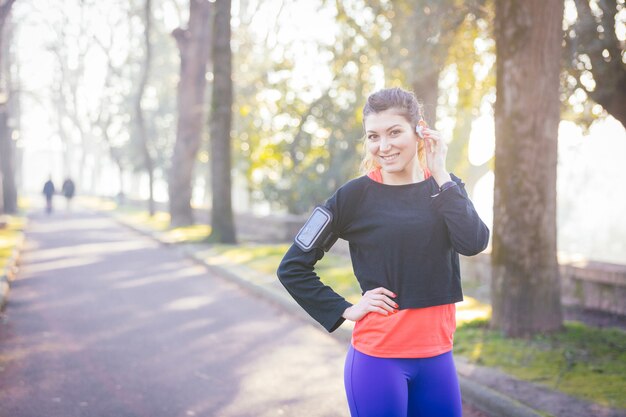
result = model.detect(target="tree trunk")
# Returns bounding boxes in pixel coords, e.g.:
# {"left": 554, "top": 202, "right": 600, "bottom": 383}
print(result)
{"left": 0, "top": 110, "right": 16, "bottom": 213}
{"left": 135, "top": 0, "right": 155, "bottom": 216}
{"left": 411, "top": 70, "right": 440, "bottom": 124}
{"left": 0, "top": 173, "right": 3, "bottom": 215}
{"left": 572, "top": 0, "right": 626, "bottom": 129}
{"left": 168, "top": 0, "right": 213, "bottom": 227}
{"left": 104, "top": 136, "right": 126, "bottom": 202}
{"left": 209, "top": 0, "right": 236, "bottom": 243}
{"left": 491, "top": 0, "right": 564, "bottom": 337}
{"left": 0, "top": 0, "right": 16, "bottom": 214}
{"left": 0, "top": 109, "right": 8, "bottom": 214}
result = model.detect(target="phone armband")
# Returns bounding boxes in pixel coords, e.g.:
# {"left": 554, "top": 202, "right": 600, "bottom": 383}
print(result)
{"left": 294, "top": 206, "right": 338, "bottom": 252}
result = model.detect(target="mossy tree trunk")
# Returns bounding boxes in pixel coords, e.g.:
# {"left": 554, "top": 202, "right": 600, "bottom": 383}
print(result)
{"left": 169, "top": 0, "right": 213, "bottom": 227}
{"left": 209, "top": 0, "right": 236, "bottom": 243}
{"left": 135, "top": 0, "right": 155, "bottom": 216}
{"left": 0, "top": 0, "right": 16, "bottom": 215}
{"left": 491, "top": 0, "right": 564, "bottom": 337}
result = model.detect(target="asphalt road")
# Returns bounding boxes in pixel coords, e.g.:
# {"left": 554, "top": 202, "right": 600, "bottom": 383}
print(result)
{"left": 0, "top": 207, "right": 487, "bottom": 417}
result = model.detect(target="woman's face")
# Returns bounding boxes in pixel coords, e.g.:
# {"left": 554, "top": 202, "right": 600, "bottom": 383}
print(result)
{"left": 364, "top": 109, "right": 419, "bottom": 174}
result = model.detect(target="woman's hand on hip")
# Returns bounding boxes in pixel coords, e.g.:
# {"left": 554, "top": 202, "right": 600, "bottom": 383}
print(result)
{"left": 342, "top": 287, "right": 398, "bottom": 322}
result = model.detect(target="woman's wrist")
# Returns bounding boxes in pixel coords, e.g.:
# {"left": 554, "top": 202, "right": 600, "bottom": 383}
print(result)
{"left": 342, "top": 305, "right": 353, "bottom": 320}
{"left": 432, "top": 171, "right": 452, "bottom": 187}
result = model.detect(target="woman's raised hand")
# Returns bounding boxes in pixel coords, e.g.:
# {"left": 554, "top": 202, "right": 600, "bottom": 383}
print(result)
{"left": 342, "top": 287, "right": 398, "bottom": 322}
{"left": 419, "top": 121, "right": 452, "bottom": 186}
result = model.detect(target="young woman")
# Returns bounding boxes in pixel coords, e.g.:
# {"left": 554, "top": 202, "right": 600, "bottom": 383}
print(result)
{"left": 277, "top": 87, "right": 489, "bottom": 417}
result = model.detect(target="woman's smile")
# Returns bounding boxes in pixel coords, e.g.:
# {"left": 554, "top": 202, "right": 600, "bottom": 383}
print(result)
{"left": 380, "top": 153, "right": 400, "bottom": 162}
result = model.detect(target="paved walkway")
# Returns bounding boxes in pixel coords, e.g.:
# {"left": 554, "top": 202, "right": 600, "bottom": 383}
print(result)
{"left": 0, "top": 210, "right": 352, "bottom": 417}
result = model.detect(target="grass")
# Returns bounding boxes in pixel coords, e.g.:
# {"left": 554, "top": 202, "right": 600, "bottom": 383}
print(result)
{"left": 123, "top": 209, "right": 214, "bottom": 244}
{"left": 454, "top": 319, "right": 626, "bottom": 409}
{"left": 80, "top": 197, "right": 212, "bottom": 243}
{"left": 102, "top": 202, "right": 626, "bottom": 409}
{"left": 0, "top": 215, "right": 26, "bottom": 270}
{"left": 208, "top": 243, "right": 363, "bottom": 303}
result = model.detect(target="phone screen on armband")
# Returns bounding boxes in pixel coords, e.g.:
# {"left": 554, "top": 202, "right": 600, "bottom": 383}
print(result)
{"left": 295, "top": 207, "right": 332, "bottom": 251}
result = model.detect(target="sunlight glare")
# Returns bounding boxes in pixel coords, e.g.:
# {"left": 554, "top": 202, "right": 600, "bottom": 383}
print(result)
{"left": 166, "top": 296, "right": 216, "bottom": 311}
{"left": 468, "top": 115, "right": 495, "bottom": 166}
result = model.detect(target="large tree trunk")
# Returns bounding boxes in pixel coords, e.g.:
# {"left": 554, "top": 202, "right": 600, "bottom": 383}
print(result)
{"left": 168, "top": 0, "right": 213, "bottom": 227}
{"left": 209, "top": 0, "right": 236, "bottom": 243}
{"left": 491, "top": 0, "right": 564, "bottom": 337}
{"left": 411, "top": 70, "right": 440, "bottom": 124}
{"left": 406, "top": 0, "right": 461, "bottom": 124}
{"left": 0, "top": 0, "right": 16, "bottom": 215}
{"left": 0, "top": 111, "right": 16, "bottom": 213}
{"left": 0, "top": 109, "right": 8, "bottom": 214}
{"left": 135, "top": 0, "right": 155, "bottom": 216}
{"left": 102, "top": 130, "right": 126, "bottom": 202}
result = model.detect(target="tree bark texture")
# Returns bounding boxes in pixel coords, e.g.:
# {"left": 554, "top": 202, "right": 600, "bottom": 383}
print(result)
{"left": 168, "top": 0, "right": 213, "bottom": 227}
{"left": 0, "top": 108, "right": 7, "bottom": 214}
{"left": 0, "top": 1, "right": 15, "bottom": 31}
{"left": 209, "top": 0, "right": 236, "bottom": 243}
{"left": 491, "top": 0, "right": 564, "bottom": 336}
{"left": 0, "top": 0, "right": 16, "bottom": 214}
{"left": 135, "top": 0, "right": 155, "bottom": 216}
{"left": 0, "top": 110, "right": 16, "bottom": 213}
{"left": 572, "top": 0, "right": 626, "bottom": 128}
{"left": 411, "top": 70, "right": 440, "bottom": 124}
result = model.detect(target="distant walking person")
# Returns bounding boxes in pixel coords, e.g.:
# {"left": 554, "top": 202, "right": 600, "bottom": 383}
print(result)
{"left": 62, "top": 178, "right": 76, "bottom": 210}
{"left": 43, "top": 178, "right": 56, "bottom": 214}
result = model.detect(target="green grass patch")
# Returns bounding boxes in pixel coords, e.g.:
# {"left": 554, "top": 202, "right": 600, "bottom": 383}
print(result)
{"left": 454, "top": 319, "right": 626, "bottom": 408}
{"left": 166, "top": 224, "right": 212, "bottom": 243}
{"left": 207, "top": 243, "right": 363, "bottom": 303}
{"left": 124, "top": 209, "right": 212, "bottom": 243}
{"left": 123, "top": 210, "right": 170, "bottom": 231}
{"left": 0, "top": 215, "right": 26, "bottom": 270}
{"left": 77, "top": 196, "right": 118, "bottom": 211}
{"left": 207, "top": 244, "right": 291, "bottom": 275}
{"left": 455, "top": 296, "right": 491, "bottom": 325}
{"left": 85, "top": 197, "right": 211, "bottom": 241}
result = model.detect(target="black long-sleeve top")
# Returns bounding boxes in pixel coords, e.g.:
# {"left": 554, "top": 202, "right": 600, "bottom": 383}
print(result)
{"left": 277, "top": 174, "right": 490, "bottom": 333}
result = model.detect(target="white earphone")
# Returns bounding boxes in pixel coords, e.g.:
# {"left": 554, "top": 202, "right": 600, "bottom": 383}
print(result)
{"left": 415, "top": 124, "right": 424, "bottom": 139}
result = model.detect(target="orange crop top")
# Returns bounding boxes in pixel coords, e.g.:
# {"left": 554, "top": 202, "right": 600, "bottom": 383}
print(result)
{"left": 351, "top": 169, "right": 457, "bottom": 358}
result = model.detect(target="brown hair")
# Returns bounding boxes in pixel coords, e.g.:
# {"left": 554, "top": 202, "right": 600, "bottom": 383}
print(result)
{"left": 360, "top": 87, "right": 427, "bottom": 173}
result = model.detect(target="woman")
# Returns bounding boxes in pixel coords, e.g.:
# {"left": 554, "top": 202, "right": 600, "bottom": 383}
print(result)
{"left": 277, "top": 87, "right": 489, "bottom": 417}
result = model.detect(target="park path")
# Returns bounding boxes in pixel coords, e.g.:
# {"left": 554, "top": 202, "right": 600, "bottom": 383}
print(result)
{"left": 0, "top": 208, "right": 350, "bottom": 417}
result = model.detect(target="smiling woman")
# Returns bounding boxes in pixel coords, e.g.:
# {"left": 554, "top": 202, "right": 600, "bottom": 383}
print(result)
{"left": 277, "top": 86, "right": 489, "bottom": 417}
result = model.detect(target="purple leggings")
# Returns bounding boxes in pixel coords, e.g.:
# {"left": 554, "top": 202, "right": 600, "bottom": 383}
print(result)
{"left": 344, "top": 346, "right": 462, "bottom": 417}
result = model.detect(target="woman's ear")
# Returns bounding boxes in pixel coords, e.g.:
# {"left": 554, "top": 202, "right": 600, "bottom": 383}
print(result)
{"left": 415, "top": 124, "right": 424, "bottom": 139}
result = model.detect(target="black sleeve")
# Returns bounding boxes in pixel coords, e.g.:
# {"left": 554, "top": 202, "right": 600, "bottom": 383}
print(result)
{"left": 276, "top": 190, "right": 353, "bottom": 333}
{"left": 277, "top": 244, "right": 352, "bottom": 332}
{"left": 430, "top": 174, "right": 490, "bottom": 256}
